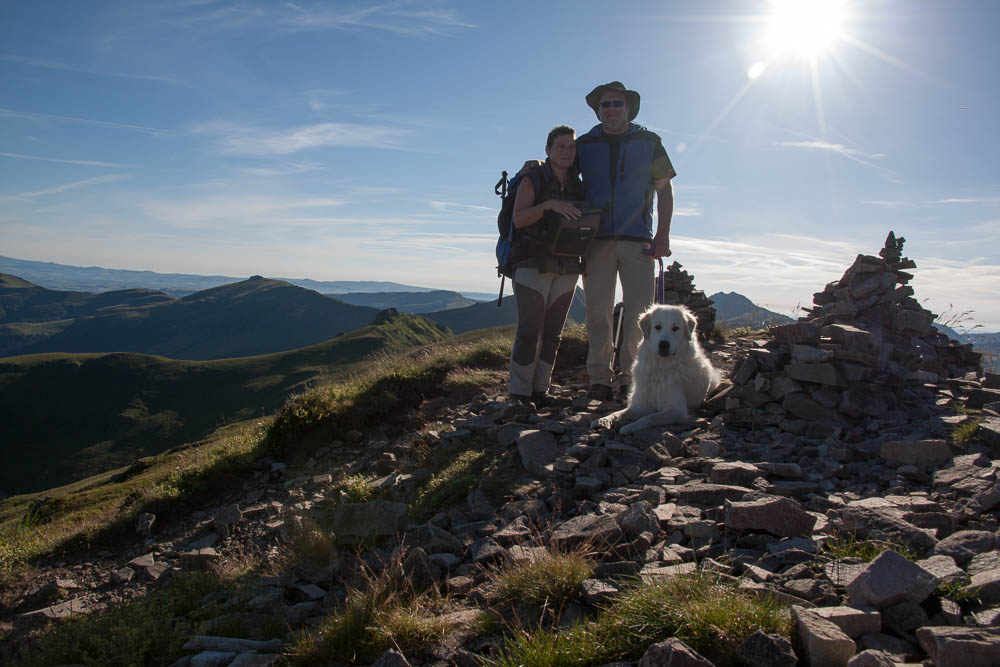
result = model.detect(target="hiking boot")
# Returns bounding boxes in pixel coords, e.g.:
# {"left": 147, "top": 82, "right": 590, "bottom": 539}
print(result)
{"left": 509, "top": 393, "right": 535, "bottom": 406}
{"left": 587, "top": 384, "right": 613, "bottom": 401}
{"left": 531, "top": 392, "right": 553, "bottom": 408}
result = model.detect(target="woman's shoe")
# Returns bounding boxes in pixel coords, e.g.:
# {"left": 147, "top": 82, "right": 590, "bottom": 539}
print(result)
{"left": 509, "top": 393, "right": 534, "bottom": 406}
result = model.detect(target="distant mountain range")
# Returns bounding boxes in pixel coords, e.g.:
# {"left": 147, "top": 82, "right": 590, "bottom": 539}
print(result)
{"left": 0, "top": 311, "right": 449, "bottom": 495}
{"left": 0, "top": 254, "right": 495, "bottom": 301}
{"left": 2, "top": 274, "right": 385, "bottom": 359}
{"left": 335, "top": 290, "right": 478, "bottom": 313}
{"left": 424, "top": 289, "right": 587, "bottom": 333}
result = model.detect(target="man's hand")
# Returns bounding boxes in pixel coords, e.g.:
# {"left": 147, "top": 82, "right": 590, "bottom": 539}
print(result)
{"left": 648, "top": 235, "right": 671, "bottom": 258}
{"left": 546, "top": 200, "right": 582, "bottom": 220}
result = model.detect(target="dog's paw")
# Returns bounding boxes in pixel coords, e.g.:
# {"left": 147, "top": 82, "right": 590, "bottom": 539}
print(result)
{"left": 591, "top": 415, "right": 615, "bottom": 431}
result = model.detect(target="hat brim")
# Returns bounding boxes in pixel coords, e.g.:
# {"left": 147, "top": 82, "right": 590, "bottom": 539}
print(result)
{"left": 586, "top": 84, "right": 640, "bottom": 121}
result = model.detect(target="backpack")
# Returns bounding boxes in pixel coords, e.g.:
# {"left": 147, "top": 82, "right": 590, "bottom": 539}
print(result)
{"left": 493, "top": 164, "right": 539, "bottom": 306}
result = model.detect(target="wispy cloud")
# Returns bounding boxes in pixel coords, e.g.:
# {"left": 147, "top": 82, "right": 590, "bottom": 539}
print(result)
{"left": 239, "top": 162, "right": 325, "bottom": 177}
{"left": 0, "top": 53, "right": 186, "bottom": 85}
{"left": 930, "top": 197, "right": 1000, "bottom": 205}
{"left": 428, "top": 201, "right": 493, "bottom": 214}
{"left": 861, "top": 200, "right": 914, "bottom": 209}
{"left": 0, "top": 174, "right": 130, "bottom": 200}
{"left": 133, "top": 1, "right": 474, "bottom": 39}
{"left": 862, "top": 195, "right": 1000, "bottom": 208}
{"left": 0, "top": 151, "right": 132, "bottom": 168}
{"left": 142, "top": 195, "right": 346, "bottom": 228}
{"left": 0, "top": 108, "right": 168, "bottom": 134}
{"left": 772, "top": 138, "right": 898, "bottom": 182}
{"left": 194, "top": 121, "right": 411, "bottom": 155}
{"left": 674, "top": 207, "right": 702, "bottom": 217}
{"left": 774, "top": 139, "right": 870, "bottom": 160}
{"left": 280, "top": 4, "right": 475, "bottom": 37}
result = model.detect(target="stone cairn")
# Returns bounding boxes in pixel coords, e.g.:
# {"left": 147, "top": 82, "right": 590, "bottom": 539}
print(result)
{"left": 725, "top": 232, "right": 982, "bottom": 437}
{"left": 656, "top": 260, "right": 717, "bottom": 338}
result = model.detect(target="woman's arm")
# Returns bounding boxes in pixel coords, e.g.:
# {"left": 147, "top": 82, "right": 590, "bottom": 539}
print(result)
{"left": 512, "top": 177, "right": 582, "bottom": 229}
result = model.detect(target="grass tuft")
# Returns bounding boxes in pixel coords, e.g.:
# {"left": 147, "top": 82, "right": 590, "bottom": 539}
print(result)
{"left": 489, "top": 549, "right": 594, "bottom": 608}
{"left": 290, "top": 549, "right": 461, "bottom": 665}
{"left": 410, "top": 450, "right": 487, "bottom": 522}
{"left": 486, "top": 573, "right": 791, "bottom": 667}
{"left": 951, "top": 418, "right": 983, "bottom": 446}
{"left": 822, "top": 533, "right": 920, "bottom": 562}
{"left": 337, "top": 473, "right": 377, "bottom": 504}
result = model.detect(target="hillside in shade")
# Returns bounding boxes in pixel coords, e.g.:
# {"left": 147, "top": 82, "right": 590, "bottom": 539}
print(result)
{"left": 0, "top": 311, "right": 448, "bottom": 495}
{"left": 15, "top": 276, "right": 382, "bottom": 360}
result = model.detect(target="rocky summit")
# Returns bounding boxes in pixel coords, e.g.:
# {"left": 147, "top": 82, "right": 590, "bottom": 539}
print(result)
{"left": 5, "top": 232, "right": 1000, "bottom": 667}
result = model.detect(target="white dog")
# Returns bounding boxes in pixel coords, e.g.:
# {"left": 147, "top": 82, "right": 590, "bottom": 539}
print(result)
{"left": 593, "top": 304, "right": 719, "bottom": 434}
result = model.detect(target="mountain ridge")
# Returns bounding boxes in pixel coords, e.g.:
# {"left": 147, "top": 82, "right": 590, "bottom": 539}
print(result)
{"left": 10, "top": 276, "right": 382, "bottom": 360}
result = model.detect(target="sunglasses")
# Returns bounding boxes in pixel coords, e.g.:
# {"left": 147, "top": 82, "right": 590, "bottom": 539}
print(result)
{"left": 600, "top": 100, "right": 625, "bottom": 109}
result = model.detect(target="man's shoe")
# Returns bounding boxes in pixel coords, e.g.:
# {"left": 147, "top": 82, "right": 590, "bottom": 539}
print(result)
{"left": 587, "top": 384, "right": 613, "bottom": 401}
{"left": 531, "top": 392, "right": 553, "bottom": 407}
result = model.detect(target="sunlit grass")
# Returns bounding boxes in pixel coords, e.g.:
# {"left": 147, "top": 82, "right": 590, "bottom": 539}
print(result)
{"left": 486, "top": 573, "right": 791, "bottom": 667}
{"left": 488, "top": 548, "right": 594, "bottom": 608}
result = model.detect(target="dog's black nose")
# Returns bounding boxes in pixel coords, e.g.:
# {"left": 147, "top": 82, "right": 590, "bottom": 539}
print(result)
{"left": 658, "top": 340, "right": 671, "bottom": 355}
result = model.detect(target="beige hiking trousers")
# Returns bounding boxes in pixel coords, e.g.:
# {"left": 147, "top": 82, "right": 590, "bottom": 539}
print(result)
{"left": 509, "top": 266, "right": 579, "bottom": 397}
{"left": 582, "top": 239, "right": 654, "bottom": 387}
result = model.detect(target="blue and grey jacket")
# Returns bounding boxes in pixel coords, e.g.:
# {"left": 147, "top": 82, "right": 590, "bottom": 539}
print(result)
{"left": 576, "top": 123, "right": 675, "bottom": 241}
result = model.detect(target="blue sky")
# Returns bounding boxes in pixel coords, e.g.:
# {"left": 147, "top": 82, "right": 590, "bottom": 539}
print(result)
{"left": 2, "top": 1, "right": 998, "bottom": 329}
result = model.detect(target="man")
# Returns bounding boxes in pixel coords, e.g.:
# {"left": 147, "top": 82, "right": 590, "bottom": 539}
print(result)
{"left": 576, "top": 81, "right": 676, "bottom": 401}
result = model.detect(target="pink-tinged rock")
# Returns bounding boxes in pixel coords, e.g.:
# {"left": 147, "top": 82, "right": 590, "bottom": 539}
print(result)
{"left": 915, "top": 626, "right": 1000, "bottom": 667}
{"left": 966, "top": 568, "right": 1000, "bottom": 605}
{"left": 846, "top": 650, "right": 897, "bottom": 667}
{"left": 638, "top": 637, "right": 714, "bottom": 667}
{"left": 725, "top": 496, "right": 817, "bottom": 537}
{"left": 709, "top": 461, "right": 762, "bottom": 486}
{"left": 880, "top": 439, "right": 952, "bottom": 468}
{"left": 846, "top": 550, "right": 939, "bottom": 609}
{"left": 933, "top": 530, "right": 998, "bottom": 565}
{"left": 550, "top": 514, "right": 622, "bottom": 551}
{"left": 791, "top": 606, "right": 856, "bottom": 667}
{"left": 810, "top": 606, "right": 881, "bottom": 638}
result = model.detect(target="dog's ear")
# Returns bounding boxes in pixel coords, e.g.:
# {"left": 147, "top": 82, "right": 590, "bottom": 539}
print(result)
{"left": 640, "top": 310, "right": 652, "bottom": 339}
{"left": 683, "top": 309, "right": 698, "bottom": 339}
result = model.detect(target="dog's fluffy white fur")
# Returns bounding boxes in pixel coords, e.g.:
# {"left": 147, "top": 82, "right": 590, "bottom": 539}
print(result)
{"left": 593, "top": 304, "right": 720, "bottom": 434}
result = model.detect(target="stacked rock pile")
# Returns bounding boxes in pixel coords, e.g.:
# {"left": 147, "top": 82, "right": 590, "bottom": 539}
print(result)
{"left": 725, "top": 232, "right": 982, "bottom": 437}
{"left": 656, "top": 260, "right": 717, "bottom": 337}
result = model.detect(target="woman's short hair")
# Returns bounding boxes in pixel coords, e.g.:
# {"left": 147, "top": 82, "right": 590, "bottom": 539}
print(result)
{"left": 546, "top": 125, "right": 575, "bottom": 149}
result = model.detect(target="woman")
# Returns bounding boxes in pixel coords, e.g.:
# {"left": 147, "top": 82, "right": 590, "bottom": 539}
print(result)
{"left": 508, "top": 125, "right": 587, "bottom": 406}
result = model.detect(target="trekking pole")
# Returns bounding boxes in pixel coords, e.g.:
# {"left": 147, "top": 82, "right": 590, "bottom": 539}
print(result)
{"left": 655, "top": 257, "right": 665, "bottom": 304}
{"left": 495, "top": 170, "right": 509, "bottom": 307}
{"left": 494, "top": 171, "right": 508, "bottom": 198}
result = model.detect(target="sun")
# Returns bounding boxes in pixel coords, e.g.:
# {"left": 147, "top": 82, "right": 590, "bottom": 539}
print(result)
{"left": 765, "top": 0, "right": 847, "bottom": 59}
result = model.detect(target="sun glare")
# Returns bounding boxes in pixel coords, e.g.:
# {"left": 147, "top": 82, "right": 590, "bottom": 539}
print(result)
{"left": 765, "top": 0, "right": 846, "bottom": 58}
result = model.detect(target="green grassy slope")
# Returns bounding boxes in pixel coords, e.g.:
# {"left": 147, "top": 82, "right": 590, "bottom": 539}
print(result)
{"left": 0, "top": 312, "right": 449, "bottom": 496}
{"left": 19, "top": 276, "right": 383, "bottom": 360}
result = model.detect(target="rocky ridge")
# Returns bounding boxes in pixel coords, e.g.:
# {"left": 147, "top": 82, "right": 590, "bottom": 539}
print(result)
{"left": 5, "top": 234, "right": 1000, "bottom": 666}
